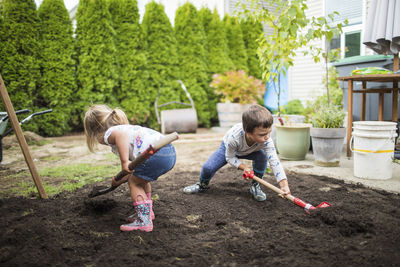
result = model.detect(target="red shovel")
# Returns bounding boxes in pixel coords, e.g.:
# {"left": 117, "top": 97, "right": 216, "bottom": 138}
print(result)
{"left": 243, "top": 171, "right": 331, "bottom": 214}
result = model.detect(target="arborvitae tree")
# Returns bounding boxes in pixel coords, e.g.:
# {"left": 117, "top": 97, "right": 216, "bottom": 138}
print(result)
{"left": 241, "top": 19, "right": 263, "bottom": 79}
{"left": 0, "top": 0, "right": 40, "bottom": 131}
{"left": 175, "top": 3, "right": 211, "bottom": 127}
{"left": 202, "top": 8, "right": 233, "bottom": 76}
{"left": 199, "top": 7, "right": 233, "bottom": 123}
{"left": 224, "top": 15, "right": 249, "bottom": 73}
{"left": 37, "top": 0, "right": 76, "bottom": 136}
{"left": 109, "top": 0, "right": 149, "bottom": 125}
{"left": 75, "top": 0, "right": 118, "bottom": 127}
{"left": 141, "top": 1, "right": 181, "bottom": 129}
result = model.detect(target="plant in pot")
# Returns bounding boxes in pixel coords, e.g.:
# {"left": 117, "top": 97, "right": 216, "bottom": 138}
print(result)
{"left": 310, "top": 104, "right": 346, "bottom": 166}
{"left": 237, "top": 0, "right": 346, "bottom": 160}
{"left": 210, "top": 70, "right": 265, "bottom": 128}
{"left": 308, "top": 49, "right": 346, "bottom": 166}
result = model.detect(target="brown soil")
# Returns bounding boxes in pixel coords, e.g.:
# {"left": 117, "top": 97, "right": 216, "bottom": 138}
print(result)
{"left": 1, "top": 131, "right": 400, "bottom": 266}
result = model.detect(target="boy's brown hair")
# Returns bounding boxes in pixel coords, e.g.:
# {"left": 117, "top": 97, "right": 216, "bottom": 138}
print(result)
{"left": 242, "top": 104, "right": 273, "bottom": 133}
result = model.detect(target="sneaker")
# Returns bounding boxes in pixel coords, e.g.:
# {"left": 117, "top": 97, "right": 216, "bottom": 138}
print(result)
{"left": 183, "top": 182, "right": 209, "bottom": 194}
{"left": 249, "top": 182, "right": 266, "bottom": 201}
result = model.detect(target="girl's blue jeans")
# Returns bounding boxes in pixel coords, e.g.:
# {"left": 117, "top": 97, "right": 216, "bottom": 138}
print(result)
{"left": 200, "top": 142, "right": 267, "bottom": 184}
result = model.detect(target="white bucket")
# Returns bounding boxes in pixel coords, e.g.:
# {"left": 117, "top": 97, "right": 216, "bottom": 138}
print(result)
{"left": 351, "top": 121, "right": 398, "bottom": 180}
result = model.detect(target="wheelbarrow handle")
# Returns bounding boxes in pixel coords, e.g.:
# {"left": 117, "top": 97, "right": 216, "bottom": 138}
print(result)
{"left": 20, "top": 109, "right": 53, "bottom": 124}
{"left": 0, "top": 109, "right": 31, "bottom": 123}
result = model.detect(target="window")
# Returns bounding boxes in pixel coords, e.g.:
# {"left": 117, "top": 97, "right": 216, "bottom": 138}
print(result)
{"left": 325, "top": 0, "right": 364, "bottom": 58}
{"left": 345, "top": 31, "right": 361, "bottom": 57}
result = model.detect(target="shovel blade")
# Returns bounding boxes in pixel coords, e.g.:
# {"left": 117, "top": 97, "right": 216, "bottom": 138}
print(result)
{"left": 315, "top": 201, "right": 331, "bottom": 209}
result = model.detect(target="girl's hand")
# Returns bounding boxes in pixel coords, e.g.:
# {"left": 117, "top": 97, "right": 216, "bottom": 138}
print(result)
{"left": 122, "top": 160, "right": 134, "bottom": 174}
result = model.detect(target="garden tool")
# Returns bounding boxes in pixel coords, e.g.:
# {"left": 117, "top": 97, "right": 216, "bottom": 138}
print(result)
{"left": 154, "top": 80, "right": 198, "bottom": 134}
{"left": 88, "top": 132, "right": 179, "bottom": 198}
{"left": 243, "top": 171, "right": 330, "bottom": 214}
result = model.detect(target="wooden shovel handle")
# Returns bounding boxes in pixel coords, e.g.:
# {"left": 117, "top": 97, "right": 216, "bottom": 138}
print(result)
{"left": 251, "top": 176, "right": 295, "bottom": 202}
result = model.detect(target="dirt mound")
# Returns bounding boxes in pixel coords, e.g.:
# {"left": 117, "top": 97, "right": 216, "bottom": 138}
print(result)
{"left": 1, "top": 169, "right": 399, "bottom": 266}
{"left": 2, "top": 131, "right": 44, "bottom": 149}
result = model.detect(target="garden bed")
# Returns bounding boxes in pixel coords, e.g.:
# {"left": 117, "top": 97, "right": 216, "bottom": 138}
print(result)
{"left": 1, "top": 167, "right": 399, "bottom": 266}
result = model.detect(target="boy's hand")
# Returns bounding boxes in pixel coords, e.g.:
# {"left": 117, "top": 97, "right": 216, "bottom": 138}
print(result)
{"left": 242, "top": 169, "right": 253, "bottom": 179}
{"left": 278, "top": 179, "right": 291, "bottom": 198}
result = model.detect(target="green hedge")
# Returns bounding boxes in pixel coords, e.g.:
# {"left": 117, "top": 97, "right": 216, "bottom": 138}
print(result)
{"left": 0, "top": 0, "right": 263, "bottom": 135}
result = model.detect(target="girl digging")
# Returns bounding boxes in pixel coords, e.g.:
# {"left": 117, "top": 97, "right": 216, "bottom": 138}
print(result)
{"left": 84, "top": 104, "right": 176, "bottom": 232}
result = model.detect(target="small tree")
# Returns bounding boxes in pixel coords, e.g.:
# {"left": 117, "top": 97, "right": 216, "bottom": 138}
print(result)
{"left": 175, "top": 2, "right": 211, "bottom": 127}
{"left": 238, "top": 0, "right": 347, "bottom": 116}
{"left": 109, "top": 0, "right": 148, "bottom": 125}
{"left": 142, "top": 1, "right": 180, "bottom": 129}
{"left": 240, "top": 18, "right": 263, "bottom": 79}
{"left": 75, "top": 0, "right": 118, "bottom": 127}
{"left": 321, "top": 48, "right": 341, "bottom": 105}
{"left": 224, "top": 14, "right": 248, "bottom": 73}
{"left": 37, "top": 0, "right": 76, "bottom": 136}
{"left": 0, "top": 0, "right": 40, "bottom": 125}
{"left": 200, "top": 8, "right": 233, "bottom": 76}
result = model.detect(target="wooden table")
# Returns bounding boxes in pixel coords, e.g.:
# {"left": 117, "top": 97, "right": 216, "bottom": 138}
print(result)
{"left": 338, "top": 74, "right": 400, "bottom": 157}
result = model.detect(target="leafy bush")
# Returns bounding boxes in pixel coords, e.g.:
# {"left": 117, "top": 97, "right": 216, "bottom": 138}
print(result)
{"left": 282, "top": 100, "right": 304, "bottom": 115}
{"left": 312, "top": 104, "right": 345, "bottom": 128}
{"left": 210, "top": 70, "right": 264, "bottom": 104}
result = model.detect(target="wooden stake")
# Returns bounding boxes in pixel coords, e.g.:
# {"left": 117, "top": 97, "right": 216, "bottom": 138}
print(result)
{"left": 0, "top": 74, "right": 48, "bottom": 199}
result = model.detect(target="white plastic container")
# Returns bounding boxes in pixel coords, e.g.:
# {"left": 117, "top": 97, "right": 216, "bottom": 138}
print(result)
{"left": 352, "top": 121, "right": 398, "bottom": 180}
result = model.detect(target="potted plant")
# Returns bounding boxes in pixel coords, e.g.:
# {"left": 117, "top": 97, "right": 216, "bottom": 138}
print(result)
{"left": 210, "top": 70, "right": 265, "bottom": 127}
{"left": 237, "top": 0, "right": 347, "bottom": 160}
{"left": 309, "top": 49, "right": 346, "bottom": 166}
{"left": 310, "top": 104, "right": 346, "bottom": 166}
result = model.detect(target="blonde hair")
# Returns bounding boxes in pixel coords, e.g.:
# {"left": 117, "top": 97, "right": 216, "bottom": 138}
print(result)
{"left": 84, "top": 104, "right": 129, "bottom": 152}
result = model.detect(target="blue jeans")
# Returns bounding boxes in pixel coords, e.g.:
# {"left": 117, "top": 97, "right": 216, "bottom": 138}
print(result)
{"left": 134, "top": 144, "right": 176, "bottom": 181}
{"left": 200, "top": 142, "right": 267, "bottom": 184}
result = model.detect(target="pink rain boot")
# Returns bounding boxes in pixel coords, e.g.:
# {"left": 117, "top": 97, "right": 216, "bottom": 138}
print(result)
{"left": 121, "top": 197, "right": 153, "bottom": 232}
{"left": 147, "top": 192, "right": 155, "bottom": 220}
{"left": 127, "top": 199, "right": 155, "bottom": 222}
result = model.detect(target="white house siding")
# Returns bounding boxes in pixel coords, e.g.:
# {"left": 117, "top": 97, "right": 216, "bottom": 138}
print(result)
{"left": 289, "top": 0, "right": 326, "bottom": 104}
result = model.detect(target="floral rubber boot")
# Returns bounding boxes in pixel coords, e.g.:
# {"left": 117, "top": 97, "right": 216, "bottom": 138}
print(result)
{"left": 127, "top": 199, "right": 155, "bottom": 222}
{"left": 120, "top": 197, "right": 153, "bottom": 232}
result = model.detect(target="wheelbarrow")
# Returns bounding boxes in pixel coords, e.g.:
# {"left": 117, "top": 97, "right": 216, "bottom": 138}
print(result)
{"left": 0, "top": 109, "right": 53, "bottom": 163}
{"left": 154, "top": 80, "right": 198, "bottom": 134}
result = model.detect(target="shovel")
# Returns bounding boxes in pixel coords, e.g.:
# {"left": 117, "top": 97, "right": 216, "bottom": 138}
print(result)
{"left": 88, "top": 132, "right": 179, "bottom": 198}
{"left": 243, "top": 171, "right": 330, "bottom": 214}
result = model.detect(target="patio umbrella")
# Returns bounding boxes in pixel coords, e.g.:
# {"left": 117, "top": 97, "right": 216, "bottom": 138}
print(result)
{"left": 363, "top": 0, "right": 400, "bottom": 71}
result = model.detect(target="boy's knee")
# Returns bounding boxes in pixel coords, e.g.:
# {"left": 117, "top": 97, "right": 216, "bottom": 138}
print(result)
{"left": 254, "top": 171, "right": 264, "bottom": 179}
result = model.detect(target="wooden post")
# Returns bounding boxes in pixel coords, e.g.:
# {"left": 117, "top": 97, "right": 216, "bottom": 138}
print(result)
{"left": 347, "top": 80, "right": 353, "bottom": 157}
{"left": 361, "top": 81, "right": 366, "bottom": 121}
{"left": 0, "top": 74, "right": 48, "bottom": 199}
{"left": 394, "top": 80, "right": 399, "bottom": 123}
{"left": 378, "top": 93, "right": 384, "bottom": 121}
{"left": 394, "top": 53, "right": 399, "bottom": 72}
